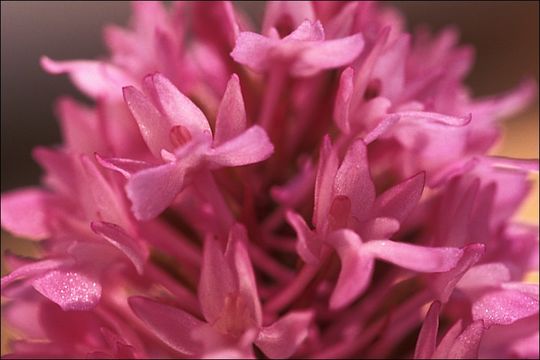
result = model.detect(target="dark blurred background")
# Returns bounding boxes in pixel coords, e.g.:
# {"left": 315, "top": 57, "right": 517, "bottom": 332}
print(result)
{"left": 1, "top": 1, "right": 539, "bottom": 192}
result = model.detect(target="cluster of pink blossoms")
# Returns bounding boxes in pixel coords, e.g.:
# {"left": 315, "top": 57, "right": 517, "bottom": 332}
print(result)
{"left": 1, "top": 1, "right": 539, "bottom": 358}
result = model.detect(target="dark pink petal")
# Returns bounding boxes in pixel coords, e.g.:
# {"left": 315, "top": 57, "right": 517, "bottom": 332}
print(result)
{"left": 214, "top": 74, "right": 247, "bottom": 146}
{"left": 334, "top": 67, "right": 354, "bottom": 134}
{"left": 293, "top": 33, "right": 365, "bottom": 76}
{"left": 447, "top": 321, "right": 485, "bottom": 359}
{"left": 123, "top": 85, "right": 172, "bottom": 158}
{"left": 325, "top": 229, "right": 374, "bottom": 310}
{"left": 225, "top": 224, "right": 262, "bottom": 326}
{"left": 199, "top": 235, "right": 236, "bottom": 324}
{"left": 430, "top": 243, "right": 485, "bottom": 303}
{"left": 91, "top": 221, "right": 148, "bottom": 274}
{"left": 333, "top": 140, "right": 375, "bottom": 222}
{"left": 230, "top": 32, "right": 277, "bottom": 72}
{"left": 286, "top": 210, "right": 320, "bottom": 264}
{"left": 472, "top": 289, "right": 539, "bottom": 327}
{"left": 207, "top": 125, "right": 274, "bottom": 168}
{"left": 32, "top": 269, "right": 102, "bottom": 311}
{"left": 1, "top": 188, "right": 53, "bottom": 240}
{"left": 255, "top": 310, "right": 313, "bottom": 359}
{"left": 414, "top": 301, "right": 441, "bottom": 359}
{"left": 363, "top": 240, "right": 463, "bottom": 272}
{"left": 148, "top": 74, "right": 211, "bottom": 138}
{"left": 128, "top": 296, "right": 205, "bottom": 356}
{"left": 126, "top": 161, "right": 186, "bottom": 220}
{"left": 313, "top": 136, "right": 339, "bottom": 229}
{"left": 41, "top": 56, "right": 134, "bottom": 99}
{"left": 374, "top": 172, "right": 425, "bottom": 222}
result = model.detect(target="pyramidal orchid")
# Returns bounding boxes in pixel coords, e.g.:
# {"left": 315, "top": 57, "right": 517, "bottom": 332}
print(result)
{"left": 1, "top": 1, "right": 538, "bottom": 359}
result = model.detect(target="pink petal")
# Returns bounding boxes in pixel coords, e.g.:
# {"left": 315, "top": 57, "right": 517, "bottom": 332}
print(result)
{"left": 1, "top": 258, "right": 65, "bottom": 289}
{"left": 286, "top": 210, "right": 320, "bottom": 264}
{"left": 91, "top": 221, "right": 148, "bottom": 274}
{"left": 432, "top": 320, "right": 463, "bottom": 359}
{"left": 32, "top": 269, "right": 102, "bottom": 311}
{"left": 230, "top": 32, "right": 277, "bottom": 72}
{"left": 1, "top": 188, "right": 54, "bottom": 240}
{"left": 199, "top": 235, "right": 236, "bottom": 324}
{"left": 262, "top": 1, "right": 315, "bottom": 35}
{"left": 123, "top": 85, "right": 172, "bottom": 158}
{"left": 41, "top": 56, "right": 133, "bottom": 100}
{"left": 325, "top": 229, "right": 374, "bottom": 310}
{"left": 147, "top": 74, "right": 211, "bottom": 138}
{"left": 456, "top": 263, "right": 511, "bottom": 290}
{"left": 430, "top": 243, "right": 485, "bottom": 303}
{"left": 128, "top": 296, "right": 205, "bottom": 356}
{"left": 225, "top": 224, "right": 262, "bottom": 326}
{"left": 293, "top": 33, "right": 365, "bottom": 76}
{"left": 207, "top": 125, "right": 274, "bottom": 168}
{"left": 472, "top": 289, "right": 539, "bottom": 327}
{"left": 334, "top": 67, "right": 354, "bottom": 134}
{"left": 359, "top": 216, "right": 400, "bottom": 240}
{"left": 255, "top": 310, "right": 313, "bottom": 359}
{"left": 374, "top": 172, "right": 425, "bottom": 222}
{"left": 214, "top": 74, "right": 247, "bottom": 146}
{"left": 398, "top": 111, "right": 472, "bottom": 127}
{"left": 333, "top": 140, "right": 376, "bottom": 222}
{"left": 446, "top": 321, "right": 485, "bottom": 359}
{"left": 313, "top": 136, "right": 339, "bottom": 229}
{"left": 363, "top": 113, "right": 399, "bottom": 144}
{"left": 414, "top": 301, "right": 441, "bottom": 359}
{"left": 363, "top": 240, "right": 463, "bottom": 272}
{"left": 95, "top": 153, "right": 153, "bottom": 179}
{"left": 126, "top": 161, "right": 186, "bottom": 220}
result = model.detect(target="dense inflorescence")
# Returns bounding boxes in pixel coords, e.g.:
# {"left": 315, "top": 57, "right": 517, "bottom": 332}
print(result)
{"left": 1, "top": 2, "right": 538, "bottom": 358}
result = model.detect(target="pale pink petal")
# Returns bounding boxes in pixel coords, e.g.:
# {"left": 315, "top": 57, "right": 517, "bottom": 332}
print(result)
{"left": 128, "top": 296, "right": 205, "bottom": 356}
{"left": 510, "top": 331, "right": 539, "bottom": 359}
{"left": 207, "top": 126, "right": 274, "bottom": 168}
{"left": 123, "top": 85, "right": 172, "bottom": 158}
{"left": 334, "top": 67, "right": 354, "bottom": 134}
{"left": 41, "top": 56, "right": 133, "bottom": 99}
{"left": 363, "top": 240, "right": 463, "bottom": 272}
{"left": 125, "top": 162, "right": 186, "bottom": 220}
{"left": 456, "top": 263, "right": 511, "bottom": 290}
{"left": 325, "top": 229, "right": 374, "bottom": 310}
{"left": 1, "top": 188, "right": 54, "bottom": 240}
{"left": 363, "top": 114, "right": 399, "bottom": 144}
{"left": 446, "top": 321, "right": 485, "bottom": 359}
{"left": 32, "top": 269, "right": 102, "bottom": 311}
{"left": 286, "top": 210, "right": 320, "bottom": 264}
{"left": 313, "top": 136, "right": 339, "bottom": 228}
{"left": 359, "top": 217, "right": 400, "bottom": 240}
{"left": 430, "top": 243, "right": 485, "bottom": 303}
{"left": 225, "top": 224, "right": 262, "bottom": 326}
{"left": 293, "top": 33, "right": 364, "bottom": 76}
{"left": 231, "top": 32, "right": 277, "bottom": 72}
{"left": 373, "top": 172, "right": 425, "bottom": 222}
{"left": 199, "top": 235, "right": 236, "bottom": 324}
{"left": 398, "top": 111, "right": 472, "bottom": 127}
{"left": 148, "top": 74, "right": 211, "bottom": 138}
{"left": 333, "top": 140, "right": 375, "bottom": 222}
{"left": 472, "top": 289, "right": 539, "bottom": 327}
{"left": 255, "top": 310, "right": 313, "bottom": 359}
{"left": 414, "top": 301, "right": 441, "bottom": 359}
{"left": 214, "top": 74, "right": 247, "bottom": 146}
{"left": 284, "top": 20, "right": 325, "bottom": 42}
{"left": 91, "top": 221, "right": 148, "bottom": 274}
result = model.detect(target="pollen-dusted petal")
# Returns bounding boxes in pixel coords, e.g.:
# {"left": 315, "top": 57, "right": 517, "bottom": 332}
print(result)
{"left": 214, "top": 74, "right": 247, "bottom": 146}
{"left": 255, "top": 310, "right": 313, "bottom": 359}
{"left": 333, "top": 139, "right": 376, "bottom": 222}
{"left": 414, "top": 301, "right": 441, "bottom": 359}
{"left": 1, "top": 188, "right": 54, "bottom": 240}
{"left": 125, "top": 161, "right": 186, "bottom": 220}
{"left": 41, "top": 56, "right": 133, "bottom": 100}
{"left": 32, "top": 269, "right": 102, "bottom": 311}
{"left": 128, "top": 296, "right": 205, "bottom": 356}
{"left": 363, "top": 240, "right": 463, "bottom": 272}
{"left": 286, "top": 210, "right": 321, "bottom": 264}
{"left": 91, "top": 221, "right": 148, "bottom": 274}
{"left": 207, "top": 125, "right": 274, "bottom": 168}
{"left": 374, "top": 171, "right": 425, "bottom": 222}
{"left": 325, "top": 229, "right": 374, "bottom": 310}
{"left": 472, "top": 289, "right": 539, "bottom": 327}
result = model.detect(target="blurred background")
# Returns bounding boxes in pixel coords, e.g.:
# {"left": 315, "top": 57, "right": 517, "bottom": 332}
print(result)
{"left": 1, "top": 0, "right": 538, "bottom": 354}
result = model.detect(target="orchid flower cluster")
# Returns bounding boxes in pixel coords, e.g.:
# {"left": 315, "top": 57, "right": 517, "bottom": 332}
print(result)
{"left": 1, "top": 1, "right": 539, "bottom": 358}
